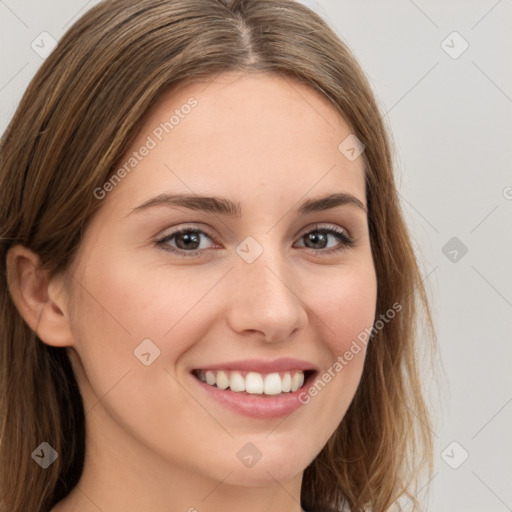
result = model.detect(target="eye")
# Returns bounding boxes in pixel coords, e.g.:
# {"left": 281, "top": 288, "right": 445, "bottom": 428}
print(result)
{"left": 156, "top": 224, "right": 355, "bottom": 257}
{"left": 156, "top": 228, "right": 217, "bottom": 256}
{"left": 294, "top": 225, "right": 355, "bottom": 254}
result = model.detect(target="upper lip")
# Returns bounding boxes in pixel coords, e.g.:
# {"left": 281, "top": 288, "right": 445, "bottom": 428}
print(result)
{"left": 192, "top": 357, "right": 317, "bottom": 374}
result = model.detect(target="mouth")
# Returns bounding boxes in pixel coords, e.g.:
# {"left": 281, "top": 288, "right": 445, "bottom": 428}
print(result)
{"left": 189, "top": 358, "right": 318, "bottom": 418}
{"left": 191, "top": 368, "right": 315, "bottom": 396}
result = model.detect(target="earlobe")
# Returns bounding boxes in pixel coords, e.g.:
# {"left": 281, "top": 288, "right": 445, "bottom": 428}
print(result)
{"left": 6, "top": 244, "right": 74, "bottom": 347}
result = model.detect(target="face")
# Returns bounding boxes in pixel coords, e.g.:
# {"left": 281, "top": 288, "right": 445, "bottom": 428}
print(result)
{"left": 64, "top": 72, "right": 377, "bottom": 490}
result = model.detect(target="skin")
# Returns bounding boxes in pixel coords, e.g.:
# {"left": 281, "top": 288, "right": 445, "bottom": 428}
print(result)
{"left": 8, "top": 72, "right": 377, "bottom": 512}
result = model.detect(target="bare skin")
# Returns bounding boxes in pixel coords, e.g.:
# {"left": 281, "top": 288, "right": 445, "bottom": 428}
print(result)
{"left": 8, "top": 71, "right": 377, "bottom": 512}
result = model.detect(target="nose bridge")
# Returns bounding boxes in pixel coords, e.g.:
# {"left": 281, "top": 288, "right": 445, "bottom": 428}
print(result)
{"left": 226, "top": 238, "right": 308, "bottom": 342}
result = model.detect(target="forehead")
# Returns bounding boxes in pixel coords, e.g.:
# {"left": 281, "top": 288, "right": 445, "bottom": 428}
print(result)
{"left": 103, "top": 71, "right": 366, "bottom": 213}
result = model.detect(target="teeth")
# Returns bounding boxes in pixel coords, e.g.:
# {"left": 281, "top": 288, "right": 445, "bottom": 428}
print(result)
{"left": 216, "top": 370, "right": 230, "bottom": 390}
{"left": 281, "top": 372, "right": 292, "bottom": 392}
{"left": 291, "top": 371, "right": 304, "bottom": 392}
{"left": 230, "top": 371, "right": 246, "bottom": 392}
{"left": 195, "top": 369, "right": 306, "bottom": 395}
{"left": 245, "top": 372, "right": 264, "bottom": 394}
{"left": 263, "top": 373, "right": 282, "bottom": 395}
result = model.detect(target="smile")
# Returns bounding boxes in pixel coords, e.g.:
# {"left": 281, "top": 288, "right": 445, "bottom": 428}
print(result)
{"left": 192, "top": 369, "right": 310, "bottom": 395}
{"left": 189, "top": 358, "right": 318, "bottom": 418}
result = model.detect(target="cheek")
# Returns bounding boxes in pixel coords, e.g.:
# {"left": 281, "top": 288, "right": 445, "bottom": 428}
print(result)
{"left": 68, "top": 254, "right": 229, "bottom": 467}
{"left": 312, "top": 258, "right": 378, "bottom": 356}
{"left": 68, "top": 251, "right": 226, "bottom": 413}
{"left": 295, "top": 259, "right": 377, "bottom": 433}
{"left": 73, "top": 253, "right": 215, "bottom": 348}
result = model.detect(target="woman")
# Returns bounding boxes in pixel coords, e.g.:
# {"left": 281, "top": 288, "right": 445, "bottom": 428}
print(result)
{"left": 0, "top": 0, "right": 435, "bottom": 510}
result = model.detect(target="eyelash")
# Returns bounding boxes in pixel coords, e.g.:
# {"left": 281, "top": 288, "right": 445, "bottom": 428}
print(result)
{"left": 155, "top": 224, "right": 355, "bottom": 257}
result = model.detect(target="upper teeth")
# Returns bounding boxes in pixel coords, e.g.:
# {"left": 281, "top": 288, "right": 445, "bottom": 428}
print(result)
{"left": 195, "top": 370, "right": 305, "bottom": 395}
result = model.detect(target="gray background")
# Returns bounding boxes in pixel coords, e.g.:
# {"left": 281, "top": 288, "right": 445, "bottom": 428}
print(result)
{"left": 1, "top": 1, "right": 511, "bottom": 510}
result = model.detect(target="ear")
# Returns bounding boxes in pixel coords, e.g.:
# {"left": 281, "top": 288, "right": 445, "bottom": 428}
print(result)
{"left": 6, "top": 244, "right": 74, "bottom": 347}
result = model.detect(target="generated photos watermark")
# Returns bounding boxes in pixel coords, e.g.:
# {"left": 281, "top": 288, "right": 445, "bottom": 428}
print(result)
{"left": 93, "top": 97, "right": 198, "bottom": 200}
{"left": 298, "top": 301, "right": 402, "bottom": 404}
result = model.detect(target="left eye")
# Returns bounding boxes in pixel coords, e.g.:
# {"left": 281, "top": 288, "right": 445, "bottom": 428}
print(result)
{"left": 295, "top": 227, "right": 354, "bottom": 252}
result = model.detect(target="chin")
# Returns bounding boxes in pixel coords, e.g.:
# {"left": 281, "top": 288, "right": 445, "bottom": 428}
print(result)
{"left": 219, "top": 441, "right": 316, "bottom": 486}
{"left": 223, "top": 461, "right": 306, "bottom": 487}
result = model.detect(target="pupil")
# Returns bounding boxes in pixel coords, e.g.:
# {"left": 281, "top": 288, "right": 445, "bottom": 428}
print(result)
{"left": 307, "top": 232, "right": 327, "bottom": 249}
{"left": 177, "top": 231, "right": 200, "bottom": 250}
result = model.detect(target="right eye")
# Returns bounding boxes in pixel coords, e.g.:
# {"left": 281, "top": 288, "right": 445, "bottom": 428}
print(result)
{"left": 156, "top": 227, "right": 219, "bottom": 256}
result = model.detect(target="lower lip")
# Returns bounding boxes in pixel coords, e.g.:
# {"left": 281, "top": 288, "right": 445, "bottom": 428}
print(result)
{"left": 190, "top": 372, "right": 315, "bottom": 419}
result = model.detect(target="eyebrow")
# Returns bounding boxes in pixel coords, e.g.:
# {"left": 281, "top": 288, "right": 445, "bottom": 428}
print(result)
{"left": 128, "top": 191, "right": 367, "bottom": 217}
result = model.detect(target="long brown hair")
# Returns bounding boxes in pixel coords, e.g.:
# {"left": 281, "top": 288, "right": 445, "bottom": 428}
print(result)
{"left": 0, "top": 0, "right": 436, "bottom": 510}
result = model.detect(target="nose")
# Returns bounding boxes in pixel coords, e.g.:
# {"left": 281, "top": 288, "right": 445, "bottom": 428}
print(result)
{"left": 225, "top": 249, "right": 308, "bottom": 343}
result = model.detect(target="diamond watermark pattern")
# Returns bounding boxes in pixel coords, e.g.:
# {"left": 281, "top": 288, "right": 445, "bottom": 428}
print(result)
{"left": 236, "top": 236, "right": 263, "bottom": 264}
{"left": 338, "top": 134, "right": 365, "bottom": 161}
{"left": 133, "top": 338, "right": 161, "bottom": 366}
{"left": 31, "top": 442, "right": 58, "bottom": 469}
{"left": 442, "top": 236, "right": 468, "bottom": 263}
{"left": 441, "top": 31, "right": 469, "bottom": 59}
{"left": 236, "top": 442, "right": 263, "bottom": 468}
{"left": 31, "top": 32, "right": 58, "bottom": 59}
{"left": 441, "top": 441, "right": 469, "bottom": 469}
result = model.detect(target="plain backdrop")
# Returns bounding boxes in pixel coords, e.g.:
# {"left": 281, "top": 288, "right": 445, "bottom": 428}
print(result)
{"left": 1, "top": 1, "right": 511, "bottom": 511}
